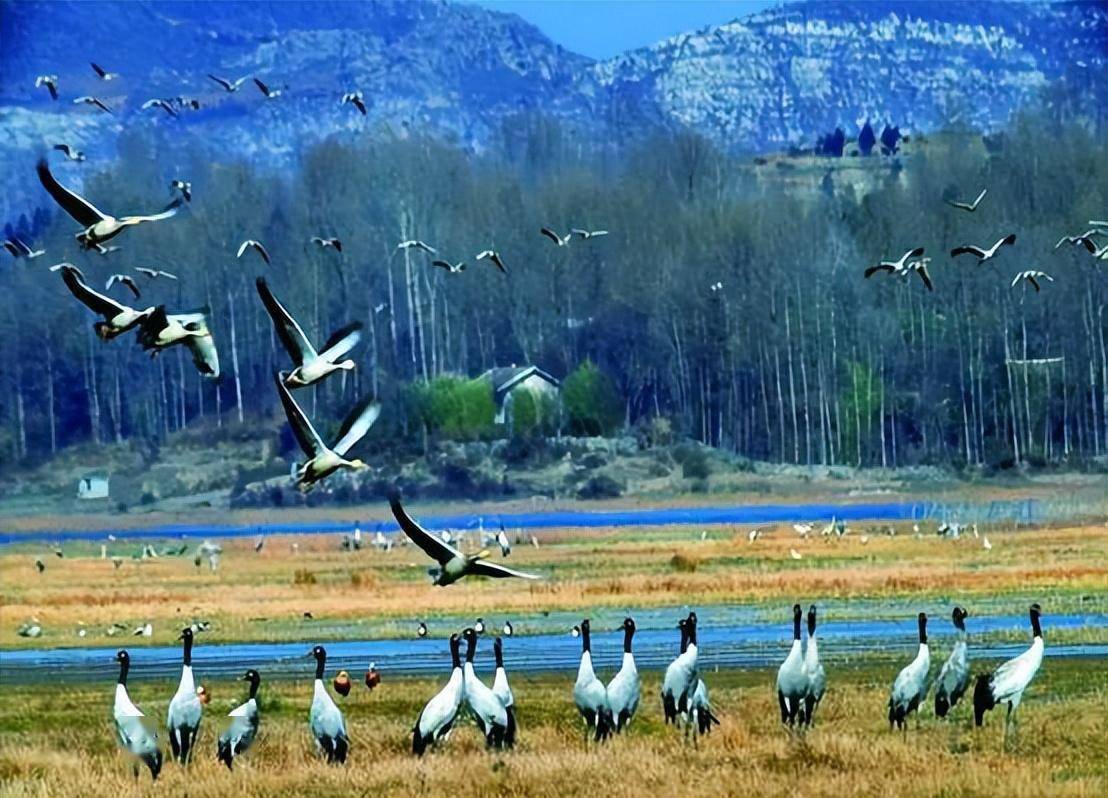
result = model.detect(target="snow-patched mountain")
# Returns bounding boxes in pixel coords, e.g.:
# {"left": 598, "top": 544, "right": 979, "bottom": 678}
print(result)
{"left": 0, "top": 1, "right": 1103, "bottom": 218}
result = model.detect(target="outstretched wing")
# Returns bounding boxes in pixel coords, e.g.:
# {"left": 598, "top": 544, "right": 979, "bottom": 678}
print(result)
{"left": 124, "top": 197, "right": 182, "bottom": 224}
{"left": 317, "top": 321, "right": 363, "bottom": 363}
{"left": 185, "top": 334, "right": 220, "bottom": 379}
{"left": 331, "top": 395, "right": 381, "bottom": 456}
{"left": 468, "top": 559, "right": 541, "bottom": 580}
{"left": 254, "top": 78, "right": 270, "bottom": 96}
{"left": 389, "top": 493, "right": 462, "bottom": 565}
{"left": 950, "top": 246, "right": 985, "bottom": 259}
{"left": 256, "top": 277, "right": 314, "bottom": 365}
{"left": 274, "top": 373, "right": 325, "bottom": 458}
{"left": 864, "top": 264, "right": 892, "bottom": 279}
{"left": 37, "top": 159, "right": 107, "bottom": 227}
{"left": 208, "top": 74, "right": 233, "bottom": 91}
{"left": 61, "top": 265, "right": 130, "bottom": 318}
{"left": 540, "top": 227, "right": 562, "bottom": 245}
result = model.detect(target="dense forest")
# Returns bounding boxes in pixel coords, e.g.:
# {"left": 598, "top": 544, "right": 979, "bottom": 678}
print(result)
{"left": 1, "top": 96, "right": 1106, "bottom": 473}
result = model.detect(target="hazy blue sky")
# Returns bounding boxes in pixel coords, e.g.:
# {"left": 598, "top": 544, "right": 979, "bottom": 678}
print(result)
{"left": 469, "top": 1, "right": 778, "bottom": 58}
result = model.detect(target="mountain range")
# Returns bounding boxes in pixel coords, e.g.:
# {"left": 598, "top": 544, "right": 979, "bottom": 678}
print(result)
{"left": 0, "top": 0, "right": 1104, "bottom": 219}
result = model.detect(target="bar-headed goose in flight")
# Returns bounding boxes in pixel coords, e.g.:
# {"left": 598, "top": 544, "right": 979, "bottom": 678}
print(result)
{"left": 776, "top": 604, "right": 808, "bottom": 726}
{"left": 254, "top": 77, "right": 285, "bottom": 99}
{"left": 141, "top": 98, "right": 178, "bottom": 117}
{"left": 432, "top": 259, "right": 466, "bottom": 274}
{"left": 945, "top": 188, "right": 987, "bottom": 212}
{"left": 311, "top": 236, "right": 342, "bottom": 252}
{"left": 572, "top": 619, "right": 612, "bottom": 742}
{"left": 74, "top": 95, "right": 112, "bottom": 113}
{"left": 208, "top": 74, "right": 248, "bottom": 92}
{"left": 888, "top": 612, "right": 930, "bottom": 731}
{"left": 3, "top": 236, "right": 45, "bottom": 259}
{"left": 53, "top": 143, "right": 85, "bottom": 162}
{"left": 540, "top": 227, "right": 572, "bottom": 246}
{"left": 308, "top": 645, "right": 349, "bottom": 763}
{"left": 217, "top": 669, "right": 260, "bottom": 770}
{"left": 35, "top": 74, "right": 58, "bottom": 99}
{"left": 275, "top": 374, "right": 379, "bottom": 491}
{"left": 397, "top": 239, "right": 437, "bottom": 255}
{"left": 1054, "top": 230, "right": 1102, "bottom": 250}
{"left": 136, "top": 267, "right": 178, "bottom": 281}
{"left": 661, "top": 612, "right": 699, "bottom": 724}
{"left": 950, "top": 233, "right": 1016, "bottom": 264}
{"left": 389, "top": 492, "right": 541, "bottom": 585}
{"left": 606, "top": 616, "right": 640, "bottom": 733}
{"left": 166, "top": 627, "right": 203, "bottom": 764}
{"left": 973, "top": 603, "right": 1043, "bottom": 736}
{"left": 59, "top": 264, "right": 153, "bottom": 340}
{"left": 106, "top": 274, "right": 141, "bottom": 299}
{"left": 803, "top": 604, "right": 826, "bottom": 726}
{"left": 934, "top": 607, "right": 970, "bottom": 718}
{"left": 412, "top": 634, "right": 465, "bottom": 755}
{"left": 864, "top": 247, "right": 925, "bottom": 280}
{"left": 138, "top": 307, "right": 220, "bottom": 378}
{"left": 571, "top": 228, "right": 608, "bottom": 240}
{"left": 1011, "top": 270, "right": 1054, "bottom": 292}
{"left": 113, "top": 650, "right": 163, "bottom": 781}
{"left": 476, "top": 250, "right": 508, "bottom": 274}
{"left": 340, "top": 91, "right": 367, "bottom": 115}
{"left": 91, "top": 62, "right": 119, "bottom": 80}
{"left": 170, "top": 180, "right": 192, "bottom": 202}
{"left": 37, "top": 159, "right": 182, "bottom": 249}
{"left": 237, "top": 239, "right": 270, "bottom": 264}
{"left": 257, "top": 277, "right": 362, "bottom": 388}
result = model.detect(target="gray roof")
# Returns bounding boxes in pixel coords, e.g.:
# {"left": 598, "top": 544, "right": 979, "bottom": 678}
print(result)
{"left": 481, "top": 366, "right": 560, "bottom": 396}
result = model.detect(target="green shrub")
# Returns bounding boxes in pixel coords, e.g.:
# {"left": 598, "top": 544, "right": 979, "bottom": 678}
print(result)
{"left": 408, "top": 376, "right": 495, "bottom": 441}
{"left": 563, "top": 360, "right": 621, "bottom": 437}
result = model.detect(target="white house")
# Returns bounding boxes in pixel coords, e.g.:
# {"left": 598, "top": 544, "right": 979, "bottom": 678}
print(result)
{"left": 77, "top": 474, "right": 109, "bottom": 499}
{"left": 480, "top": 365, "right": 560, "bottom": 426}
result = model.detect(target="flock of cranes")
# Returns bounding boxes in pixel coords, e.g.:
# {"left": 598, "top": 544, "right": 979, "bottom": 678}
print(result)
{"left": 110, "top": 600, "right": 1044, "bottom": 780}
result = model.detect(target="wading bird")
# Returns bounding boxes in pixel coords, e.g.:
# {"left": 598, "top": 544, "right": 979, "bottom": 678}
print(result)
{"left": 113, "top": 650, "right": 163, "bottom": 781}
{"left": 217, "top": 669, "right": 260, "bottom": 770}
{"left": 572, "top": 619, "right": 612, "bottom": 742}
{"left": 934, "top": 607, "right": 970, "bottom": 718}
{"left": 254, "top": 77, "right": 285, "bottom": 99}
{"left": 491, "top": 637, "right": 516, "bottom": 743}
{"left": 662, "top": 613, "right": 699, "bottom": 725}
{"left": 257, "top": 278, "right": 362, "bottom": 388}
{"left": 888, "top": 613, "right": 930, "bottom": 731}
{"left": 687, "top": 677, "right": 720, "bottom": 738}
{"left": 863, "top": 247, "right": 925, "bottom": 281}
{"left": 135, "top": 267, "right": 178, "bottom": 281}
{"left": 389, "top": 493, "right": 540, "bottom": 585}
{"left": 106, "top": 273, "right": 140, "bottom": 299}
{"left": 461, "top": 628, "right": 512, "bottom": 748}
{"left": 607, "top": 617, "right": 640, "bottom": 733}
{"left": 397, "top": 239, "right": 436, "bottom": 255}
{"left": 310, "top": 236, "right": 342, "bottom": 252}
{"left": 432, "top": 259, "right": 466, "bottom": 274}
{"left": 141, "top": 98, "right": 178, "bottom": 117}
{"left": 208, "top": 74, "right": 247, "bottom": 92}
{"left": 412, "top": 634, "right": 464, "bottom": 755}
{"left": 776, "top": 604, "right": 808, "bottom": 727}
{"left": 951, "top": 233, "right": 1017, "bottom": 265}
{"left": 166, "top": 628, "right": 203, "bottom": 764}
{"left": 170, "top": 180, "right": 192, "bottom": 202}
{"left": 973, "top": 604, "right": 1043, "bottom": 738}
{"left": 945, "top": 188, "right": 987, "bottom": 212}
{"left": 308, "top": 646, "right": 349, "bottom": 763}
{"left": 570, "top": 228, "right": 609, "bottom": 240}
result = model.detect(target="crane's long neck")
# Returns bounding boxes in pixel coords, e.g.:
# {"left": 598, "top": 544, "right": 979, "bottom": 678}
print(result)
{"left": 580, "top": 625, "right": 591, "bottom": 654}
{"left": 182, "top": 635, "right": 193, "bottom": 667}
{"left": 494, "top": 642, "right": 504, "bottom": 669}
{"left": 248, "top": 674, "right": 260, "bottom": 699}
{"left": 687, "top": 621, "right": 697, "bottom": 650}
{"left": 450, "top": 639, "right": 461, "bottom": 670}
{"left": 117, "top": 658, "right": 129, "bottom": 686}
{"left": 679, "top": 624, "right": 689, "bottom": 654}
{"left": 623, "top": 626, "right": 634, "bottom": 654}
{"left": 465, "top": 635, "right": 477, "bottom": 664}
{"left": 1030, "top": 612, "right": 1042, "bottom": 639}
{"left": 792, "top": 613, "right": 802, "bottom": 642}
{"left": 918, "top": 616, "right": 928, "bottom": 646}
{"left": 314, "top": 653, "right": 325, "bottom": 681}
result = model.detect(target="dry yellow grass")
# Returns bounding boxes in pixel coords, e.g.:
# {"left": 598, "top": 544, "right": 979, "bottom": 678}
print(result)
{"left": 1, "top": 663, "right": 1105, "bottom": 797}
{"left": 3, "top": 521, "right": 1107, "bottom": 649}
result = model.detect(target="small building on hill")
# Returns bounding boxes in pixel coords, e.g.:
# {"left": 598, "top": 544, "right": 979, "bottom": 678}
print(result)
{"left": 77, "top": 474, "right": 109, "bottom": 499}
{"left": 481, "top": 365, "right": 560, "bottom": 426}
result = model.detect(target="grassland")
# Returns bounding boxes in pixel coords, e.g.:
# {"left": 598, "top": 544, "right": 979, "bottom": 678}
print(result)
{"left": 2, "top": 519, "right": 1106, "bottom": 650}
{"left": 1, "top": 660, "right": 1106, "bottom": 797}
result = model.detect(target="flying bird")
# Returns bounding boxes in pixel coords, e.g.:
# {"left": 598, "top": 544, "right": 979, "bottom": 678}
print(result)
{"left": 170, "top": 180, "right": 192, "bottom": 202}
{"left": 35, "top": 75, "right": 58, "bottom": 99}
{"left": 138, "top": 307, "right": 221, "bottom": 378}
{"left": 432, "top": 260, "right": 466, "bottom": 274}
{"left": 476, "top": 250, "right": 508, "bottom": 274}
{"left": 904, "top": 257, "right": 935, "bottom": 291}
{"left": 256, "top": 277, "right": 363, "bottom": 388}
{"left": 237, "top": 239, "right": 270, "bottom": 264}
{"left": 208, "top": 74, "right": 248, "bottom": 92}
{"left": 570, "top": 228, "right": 609, "bottom": 240}
{"left": 37, "top": 159, "right": 182, "bottom": 249}
{"left": 53, "top": 144, "right": 86, "bottom": 162}
{"left": 1010, "top": 270, "right": 1054, "bottom": 292}
{"left": 141, "top": 98, "right": 178, "bottom": 117}
{"left": 94, "top": 244, "right": 122, "bottom": 256}
{"left": 135, "top": 267, "right": 178, "bottom": 281}
{"left": 74, "top": 96, "right": 112, "bottom": 113}
{"left": 3, "top": 236, "right": 45, "bottom": 259}
{"left": 310, "top": 236, "right": 342, "bottom": 252}
{"left": 274, "top": 374, "right": 380, "bottom": 491}
{"left": 1054, "top": 231, "right": 1102, "bottom": 250}
{"left": 1081, "top": 238, "right": 1108, "bottom": 260}
{"left": 945, "top": 188, "right": 987, "bottom": 212}
{"left": 253, "top": 77, "right": 284, "bottom": 99}
{"left": 389, "top": 492, "right": 541, "bottom": 586}
{"left": 540, "top": 227, "right": 572, "bottom": 246}
{"left": 864, "top": 247, "right": 925, "bottom": 280}
{"left": 90, "top": 62, "right": 119, "bottom": 80}
{"left": 397, "top": 240, "right": 436, "bottom": 255}
{"left": 950, "top": 234, "right": 1017, "bottom": 265}
{"left": 340, "top": 91, "right": 367, "bottom": 115}
{"left": 57, "top": 264, "right": 154, "bottom": 340}
{"left": 106, "top": 274, "right": 141, "bottom": 299}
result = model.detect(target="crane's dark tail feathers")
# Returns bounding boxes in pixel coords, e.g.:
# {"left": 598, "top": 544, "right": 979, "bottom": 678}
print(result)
{"left": 322, "top": 734, "right": 349, "bottom": 764}
{"left": 662, "top": 693, "right": 678, "bottom": 725}
{"left": 217, "top": 738, "right": 234, "bottom": 770}
{"left": 935, "top": 692, "right": 951, "bottom": 718}
{"left": 144, "top": 749, "right": 163, "bottom": 781}
{"left": 411, "top": 727, "right": 428, "bottom": 757}
{"left": 973, "top": 674, "right": 995, "bottom": 727}
{"left": 697, "top": 707, "right": 720, "bottom": 735}
{"left": 594, "top": 708, "right": 614, "bottom": 742}
{"left": 504, "top": 707, "right": 517, "bottom": 749}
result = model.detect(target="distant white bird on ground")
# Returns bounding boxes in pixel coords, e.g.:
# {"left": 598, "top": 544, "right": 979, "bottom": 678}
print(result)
{"left": 945, "top": 188, "right": 987, "bottom": 212}
{"left": 973, "top": 604, "right": 1044, "bottom": 737}
{"left": 237, "top": 239, "right": 270, "bottom": 264}
{"left": 793, "top": 523, "right": 812, "bottom": 538}
{"left": 412, "top": 634, "right": 464, "bottom": 755}
{"left": 496, "top": 523, "right": 511, "bottom": 557}
{"left": 789, "top": 548, "right": 803, "bottom": 560}
{"left": 18, "top": 620, "right": 43, "bottom": 638}
{"left": 113, "top": 650, "right": 163, "bottom": 780}
{"left": 308, "top": 646, "right": 349, "bottom": 762}
{"left": 982, "top": 535, "right": 992, "bottom": 551}
{"left": 194, "top": 541, "right": 222, "bottom": 571}
{"left": 748, "top": 528, "right": 760, "bottom": 543}
{"left": 217, "top": 669, "right": 260, "bottom": 770}
{"left": 502, "top": 621, "right": 513, "bottom": 637}
{"left": 572, "top": 619, "right": 612, "bottom": 742}
{"left": 134, "top": 622, "right": 153, "bottom": 637}
{"left": 934, "top": 607, "right": 970, "bottom": 718}
{"left": 417, "top": 621, "right": 428, "bottom": 638}
{"left": 888, "top": 613, "right": 930, "bottom": 731}
{"left": 776, "top": 604, "right": 808, "bottom": 727}
{"left": 166, "top": 628, "right": 203, "bottom": 764}
{"left": 950, "top": 233, "right": 1016, "bottom": 265}
{"left": 607, "top": 617, "right": 640, "bottom": 733}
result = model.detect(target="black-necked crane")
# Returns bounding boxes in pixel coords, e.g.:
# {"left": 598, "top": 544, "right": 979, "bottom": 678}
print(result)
{"left": 308, "top": 645, "right": 349, "bottom": 763}
{"left": 106, "top": 273, "right": 141, "bottom": 299}
{"left": 141, "top": 98, "right": 179, "bottom": 117}
{"left": 166, "top": 627, "right": 203, "bottom": 764}
{"left": 461, "top": 628, "right": 512, "bottom": 748}
{"left": 661, "top": 612, "right": 699, "bottom": 724}
{"left": 311, "top": 236, "right": 343, "bottom": 252}
{"left": 804, "top": 604, "right": 826, "bottom": 726}
{"left": 687, "top": 678, "right": 720, "bottom": 739}
{"left": 572, "top": 619, "right": 612, "bottom": 742}
{"left": 571, "top": 228, "right": 609, "bottom": 240}
{"left": 254, "top": 77, "right": 285, "bottom": 99}
{"left": 934, "top": 607, "right": 970, "bottom": 718}
{"left": 951, "top": 233, "right": 1016, "bottom": 265}
{"left": 217, "top": 669, "right": 260, "bottom": 770}
{"left": 397, "top": 239, "right": 437, "bottom": 255}
{"left": 113, "top": 650, "right": 163, "bottom": 781}
{"left": 3, "top": 236, "right": 45, "bottom": 259}
{"left": 864, "top": 247, "right": 927, "bottom": 286}
{"left": 973, "top": 603, "right": 1044, "bottom": 738}
{"left": 492, "top": 637, "right": 516, "bottom": 746}
{"left": 540, "top": 227, "right": 572, "bottom": 246}
{"left": 432, "top": 259, "right": 466, "bottom": 274}
{"left": 412, "top": 634, "right": 464, "bottom": 755}
{"left": 888, "top": 612, "right": 930, "bottom": 731}
{"left": 776, "top": 604, "right": 808, "bottom": 727}
{"left": 606, "top": 617, "right": 640, "bottom": 733}
{"left": 37, "top": 159, "right": 181, "bottom": 249}
{"left": 135, "top": 267, "right": 178, "bottom": 281}
{"left": 170, "top": 180, "right": 192, "bottom": 202}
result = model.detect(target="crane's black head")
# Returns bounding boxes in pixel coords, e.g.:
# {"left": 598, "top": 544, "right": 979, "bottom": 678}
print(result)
{"left": 621, "top": 617, "right": 636, "bottom": 633}
{"left": 807, "top": 605, "right": 818, "bottom": 635}
{"left": 792, "top": 604, "right": 802, "bottom": 619}
{"left": 178, "top": 627, "right": 193, "bottom": 642}
{"left": 309, "top": 645, "right": 326, "bottom": 660}
{"left": 115, "top": 649, "right": 129, "bottom": 664}
{"left": 243, "top": 668, "right": 260, "bottom": 683}
{"left": 1029, "top": 603, "right": 1043, "bottom": 637}
{"left": 687, "top": 611, "right": 697, "bottom": 626}
{"left": 580, "top": 619, "right": 591, "bottom": 634}
{"left": 462, "top": 627, "right": 477, "bottom": 642}
{"left": 917, "top": 612, "right": 928, "bottom": 643}
{"left": 952, "top": 607, "right": 968, "bottom": 630}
